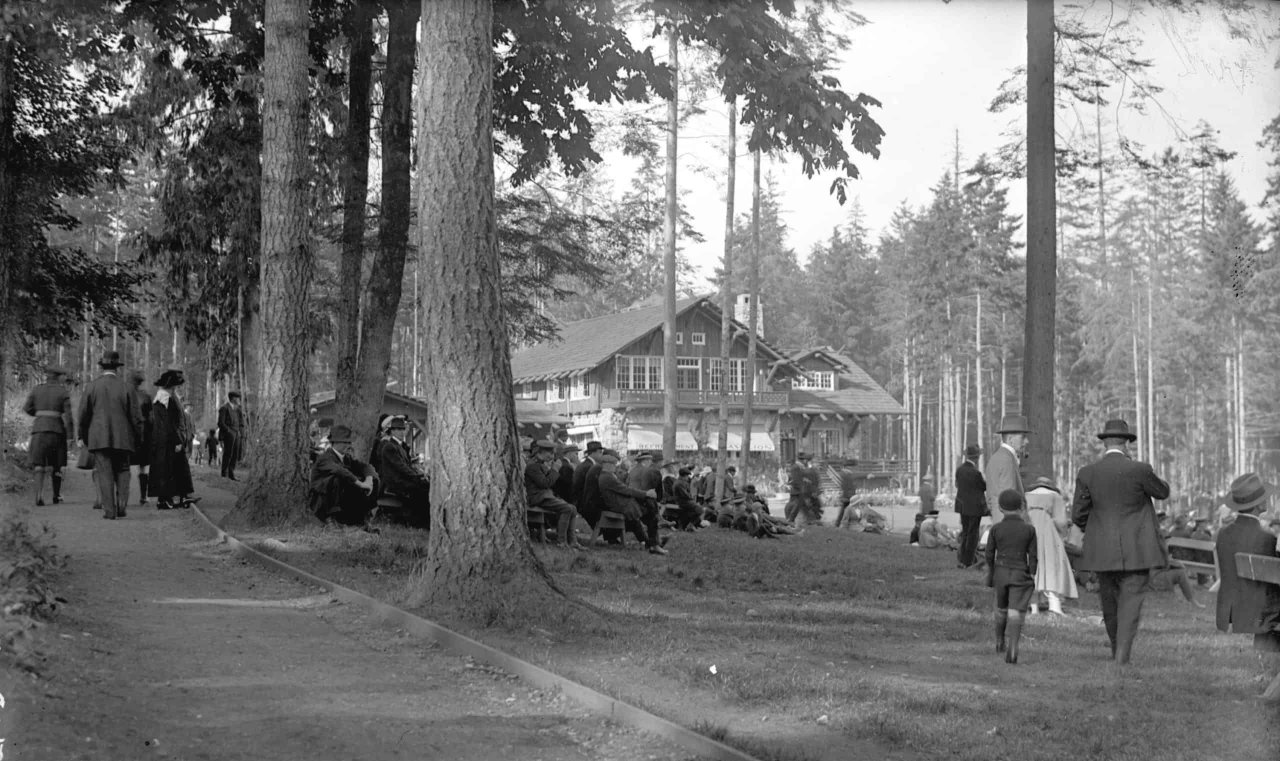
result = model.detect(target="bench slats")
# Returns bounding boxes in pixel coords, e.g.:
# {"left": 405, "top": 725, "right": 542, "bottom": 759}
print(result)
{"left": 1234, "top": 552, "right": 1280, "bottom": 586}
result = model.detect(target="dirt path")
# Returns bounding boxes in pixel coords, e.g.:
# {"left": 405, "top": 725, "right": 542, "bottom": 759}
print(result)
{"left": 0, "top": 466, "right": 694, "bottom": 761}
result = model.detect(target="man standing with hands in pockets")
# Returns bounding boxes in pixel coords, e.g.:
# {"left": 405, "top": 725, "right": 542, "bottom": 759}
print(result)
{"left": 1072, "top": 419, "right": 1170, "bottom": 666}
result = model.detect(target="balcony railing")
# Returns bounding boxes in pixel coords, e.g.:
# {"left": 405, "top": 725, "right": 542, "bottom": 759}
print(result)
{"left": 603, "top": 388, "right": 789, "bottom": 408}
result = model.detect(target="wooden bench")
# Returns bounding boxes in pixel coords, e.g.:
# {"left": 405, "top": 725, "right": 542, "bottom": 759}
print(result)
{"left": 526, "top": 507, "right": 549, "bottom": 543}
{"left": 1167, "top": 537, "right": 1219, "bottom": 587}
{"left": 590, "top": 510, "right": 627, "bottom": 547}
{"left": 1233, "top": 552, "right": 1280, "bottom": 702}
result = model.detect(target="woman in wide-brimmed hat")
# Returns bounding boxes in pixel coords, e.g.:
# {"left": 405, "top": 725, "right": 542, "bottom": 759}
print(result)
{"left": 148, "top": 369, "right": 200, "bottom": 510}
{"left": 1024, "top": 473, "right": 1078, "bottom": 614}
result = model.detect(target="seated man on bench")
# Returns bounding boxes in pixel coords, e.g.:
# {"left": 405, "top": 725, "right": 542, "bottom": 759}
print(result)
{"left": 376, "top": 415, "right": 430, "bottom": 528}
{"left": 525, "top": 439, "right": 586, "bottom": 549}
{"left": 310, "top": 423, "right": 378, "bottom": 528}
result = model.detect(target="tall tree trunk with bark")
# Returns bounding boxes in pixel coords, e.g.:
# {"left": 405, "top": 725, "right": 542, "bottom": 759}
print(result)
{"left": 341, "top": 0, "right": 420, "bottom": 458}
{"left": 407, "top": 0, "right": 562, "bottom": 616}
{"left": 1023, "top": 0, "right": 1056, "bottom": 477}
{"left": 714, "top": 99, "right": 736, "bottom": 505}
{"left": 0, "top": 39, "right": 15, "bottom": 450}
{"left": 333, "top": 0, "right": 375, "bottom": 415}
{"left": 661, "top": 25, "right": 679, "bottom": 463}
{"left": 228, "top": 0, "right": 315, "bottom": 527}
{"left": 742, "top": 149, "right": 760, "bottom": 487}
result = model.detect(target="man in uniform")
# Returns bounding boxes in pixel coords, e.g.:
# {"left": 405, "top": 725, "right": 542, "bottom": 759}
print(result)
{"left": 985, "top": 414, "right": 1030, "bottom": 520}
{"left": 1072, "top": 418, "right": 1170, "bottom": 665}
{"left": 217, "top": 390, "right": 246, "bottom": 480}
{"left": 77, "top": 351, "right": 143, "bottom": 519}
{"left": 955, "top": 443, "right": 988, "bottom": 568}
{"left": 23, "top": 365, "right": 73, "bottom": 506}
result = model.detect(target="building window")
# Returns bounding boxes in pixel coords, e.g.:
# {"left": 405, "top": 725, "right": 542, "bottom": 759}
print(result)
{"left": 792, "top": 371, "right": 835, "bottom": 391}
{"left": 816, "top": 429, "right": 841, "bottom": 459}
{"left": 572, "top": 374, "right": 592, "bottom": 399}
{"left": 675, "top": 332, "right": 683, "bottom": 345}
{"left": 514, "top": 382, "right": 537, "bottom": 400}
{"left": 546, "top": 377, "right": 573, "bottom": 402}
{"left": 691, "top": 332, "right": 706, "bottom": 346}
{"left": 676, "top": 357, "right": 701, "bottom": 390}
{"left": 616, "top": 356, "right": 663, "bottom": 390}
{"left": 706, "top": 358, "right": 745, "bottom": 392}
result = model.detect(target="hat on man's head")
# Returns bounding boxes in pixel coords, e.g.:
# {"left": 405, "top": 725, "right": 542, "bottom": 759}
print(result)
{"left": 98, "top": 350, "right": 124, "bottom": 368}
{"left": 635, "top": 451, "right": 653, "bottom": 462}
{"left": 726, "top": 465, "right": 737, "bottom": 474}
{"left": 678, "top": 467, "right": 692, "bottom": 477}
{"left": 1223, "top": 472, "right": 1273, "bottom": 511}
{"left": 328, "top": 425, "right": 354, "bottom": 444}
{"left": 745, "top": 484, "right": 757, "bottom": 493}
{"left": 228, "top": 390, "right": 242, "bottom": 399}
{"left": 383, "top": 415, "right": 408, "bottom": 431}
{"left": 925, "top": 509, "right": 940, "bottom": 517}
{"left": 155, "top": 369, "right": 185, "bottom": 388}
{"left": 557, "top": 442, "right": 580, "bottom": 454}
{"left": 532, "top": 439, "right": 557, "bottom": 451}
{"left": 998, "top": 488, "right": 1025, "bottom": 512}
{"left": 796, "top": 451, "right": 812, "bottom": 461}
{"left": 963, "top": 443, "right": 982, "bottom": 458}
{"left": 1096, "top": 418, "right": 1137, "bottom": 442}
{"left": 599, "top": 453, "right": 620, "bottom": 465}
{"left": 585, "top": 440, "right": 604, "bottom": 454}
{"left": 996, "top": 414, "right": 1031, "bottom": 434}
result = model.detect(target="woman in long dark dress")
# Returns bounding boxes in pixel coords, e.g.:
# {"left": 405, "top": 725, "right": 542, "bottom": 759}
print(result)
{"left": 148, "top": 369, "right": 198, "bottom": 510}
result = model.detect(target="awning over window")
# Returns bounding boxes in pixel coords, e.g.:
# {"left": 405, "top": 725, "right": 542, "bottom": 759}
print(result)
{"left": 626, "top": 423, "right": 699, "bottom": 452}
{"left": 715, "top": 429, "right": 776, "bottom": 452}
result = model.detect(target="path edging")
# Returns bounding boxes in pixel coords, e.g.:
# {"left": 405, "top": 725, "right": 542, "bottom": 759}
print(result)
{"left": 189, "top": 506, "right": 763, "bottom": 761}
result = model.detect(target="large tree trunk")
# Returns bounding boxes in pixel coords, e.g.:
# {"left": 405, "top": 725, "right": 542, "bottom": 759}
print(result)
{"left": 333, "top": 0, "right": 375, "bottom": 418}
{"left": 407, "top": 0, "right": 562, "bottom": 617}
{"left": 0, "top": 39, "right": 15, "bottom": 451}
{"left": 742, "top": 149, "right": 761, "bottom": 486}
{"left": 714, "top": 99, "right": 736, "bottom": 505}
{"left": 228, "top": 0, "right": 314, "bottom": 528}
{"left": 1023, "top": 0, "right": 1056, "bottom": 477}
{"left": 341, "top": 0, "right": 420, "bottom": 458}
{"left": 661, "top": 25, "right": 679, "bottom": 462}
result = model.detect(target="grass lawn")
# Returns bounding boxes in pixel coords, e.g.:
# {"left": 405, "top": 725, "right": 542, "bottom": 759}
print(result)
{"left": 234, "top": 519, "right": 1280, "bottom": 761}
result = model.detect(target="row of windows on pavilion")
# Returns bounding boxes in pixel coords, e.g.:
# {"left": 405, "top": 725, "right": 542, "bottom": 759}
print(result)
{"left": 516, "top": 355, "right": 837, "bottom": 403}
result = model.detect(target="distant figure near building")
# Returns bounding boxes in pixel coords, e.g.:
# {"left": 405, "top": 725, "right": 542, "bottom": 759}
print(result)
{"left": 23, "top": 365, "right": 73, "bottom": 506}
{"left": 1072, "top": 419, "right": 1170, "bottom": 665}
{"left": 217, "top": 390, "right": 245, "bottom": 480}
{"left": 77, "top": 351, "right": 143, "bottom": 520}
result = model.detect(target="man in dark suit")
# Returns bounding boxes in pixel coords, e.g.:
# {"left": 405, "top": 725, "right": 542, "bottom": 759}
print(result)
{"left": 77, "top": 351, "right": 143, "bottom": 519}
{"left": 572, "top": 440, "right": 603, "bottom": 511}
{"left": 985, "top": 414, "right": 1029, "bottom": 520}
{"left": 597, "top": 454, "right": 665, "bottom": 555}
{"left": 310, "top": 424, "right": 378, "bottom": 526}
{"left": 525, "top": 439, "right": 585, "bottom": 549}
{"left": 217, "top": 390, "right": 245, "bottom": 479}
{"left": 376, "top": 416, "right": 430, "bottom": 528}
{"left": 1072, "top": 418, "right": 1170, "bottom": 665}
{"left": 955, "top": 444, "right": 988, "bottom": 568}
{"left": 1215, "top": 472, "right": 1280, "bottom": 652}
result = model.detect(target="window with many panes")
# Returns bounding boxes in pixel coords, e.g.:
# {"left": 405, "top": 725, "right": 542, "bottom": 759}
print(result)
{"left": 615, "top": 356, "right": 663, "bottom": 390}
{"left": 691, "top": 332, "right": 706, "bottom": 345}
{"left": 792, "top": 370, "right": 835, "bottom": 391}
{"left": 545, "top": 377, "right": 570, "bottom": 402}
{"left": 706, "top": 358, "right": 745, "bottom": 392}
{"left": 676, "top": 357, "right": 701, "bottom": 390}
{"left": 514, "top": 382, "right": 537, "bottom": 400}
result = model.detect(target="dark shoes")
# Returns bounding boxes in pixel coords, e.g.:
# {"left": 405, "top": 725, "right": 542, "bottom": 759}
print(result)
{"left": 36, "top": 498, "right": 45, "bottom": 507}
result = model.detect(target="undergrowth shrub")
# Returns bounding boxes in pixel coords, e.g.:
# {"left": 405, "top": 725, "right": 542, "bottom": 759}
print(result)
{"left": 0, "top": 512, "right": 65, "bottom": 673}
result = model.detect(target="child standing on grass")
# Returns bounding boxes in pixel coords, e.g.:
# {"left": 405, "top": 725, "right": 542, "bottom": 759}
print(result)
{"left": 986, "top": 489, "right": 1038, "bottom": 664}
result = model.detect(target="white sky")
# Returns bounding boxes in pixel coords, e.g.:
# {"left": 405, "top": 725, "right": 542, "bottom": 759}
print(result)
{"left": 666, "top": 0, "right": 1280, "bottom": 284}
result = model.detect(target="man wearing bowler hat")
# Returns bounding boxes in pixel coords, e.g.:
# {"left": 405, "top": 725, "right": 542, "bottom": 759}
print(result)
{"left": 310, "top": 423, "right": 378, "bottom": 527}
{"left": 1072, "top": 418, "right": 1170, "bottom": 665}
{"left": 77, "top": 351, "right": 143, "bottom": 519}
{"left": 955, "top": 443, "right": 988, "bottom": 568}
{"left": 985, "top": 414, "right": 1030, "bottom": 521}
{"left": 1214, "top": 472, "right": 1280, "bottom": 653}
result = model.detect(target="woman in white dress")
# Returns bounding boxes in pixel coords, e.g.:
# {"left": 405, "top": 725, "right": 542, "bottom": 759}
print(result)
{"left": 1023, "top": 474, "right": 1078, "bottom": 614}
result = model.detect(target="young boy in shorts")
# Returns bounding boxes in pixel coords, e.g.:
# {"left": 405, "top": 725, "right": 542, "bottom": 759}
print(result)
{"left": 986, "top": 489, "right": 1039, "bottom": 664}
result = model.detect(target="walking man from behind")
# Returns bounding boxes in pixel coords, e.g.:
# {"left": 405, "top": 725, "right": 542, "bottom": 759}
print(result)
{"left": 955, "top": 443, "right": 987, "bottom": 568}
{"left": 23, "top": 365, "right": 73, "bottom": 506}
{"left": 77, "top": 351, "right": 143, "bottom": 519}
{"left": 217, "top": 390, "right": 245, "bottom": 480}
{"left": 1072, "top": 418, "right": 1170, "bottom": 665}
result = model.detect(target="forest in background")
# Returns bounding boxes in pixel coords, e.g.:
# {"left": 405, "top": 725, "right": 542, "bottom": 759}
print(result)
{"left": 3, "top": 0, "right": 1279, "bottom": 511}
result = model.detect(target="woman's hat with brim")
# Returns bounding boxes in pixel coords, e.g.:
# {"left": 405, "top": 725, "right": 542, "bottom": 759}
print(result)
{"left": 155, "top": 369, "right": 185, "bottom": 388}
{"left": 1223, "top": 472, "right": 1273, "bottom": 511}
{"left": 1096, "top": 418, "right": 1137, "bottom": 441}
{"left": 1030, "top": 475, "right": 1059, "bottom": 493}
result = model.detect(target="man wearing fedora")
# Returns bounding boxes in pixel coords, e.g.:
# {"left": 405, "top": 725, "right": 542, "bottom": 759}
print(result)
{"left": 375, "top": 416, "right": 431, "bottom": 528}
{"left": 217, "top": 390, "right": 246, "bottom": 480}
{"left": 77, "top": 350, "right": 143, "bottom": 519}
{"left": 310, "top": 423, "right": 378, "bottom": 527}
{"left": 985, "top": 414, "right": 1030, "bottom": 521}
{"left": 1214, "top": 472, "right": 1280, "bottom": 653}
{"left": 23, "top": 365, "right": 74, "bottom": 506}
{"left": 955, "top": 443, "right": 988, "bottom": 568}
{"left": 1072, "top": 418, "right": 1170, "bottom": 665}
